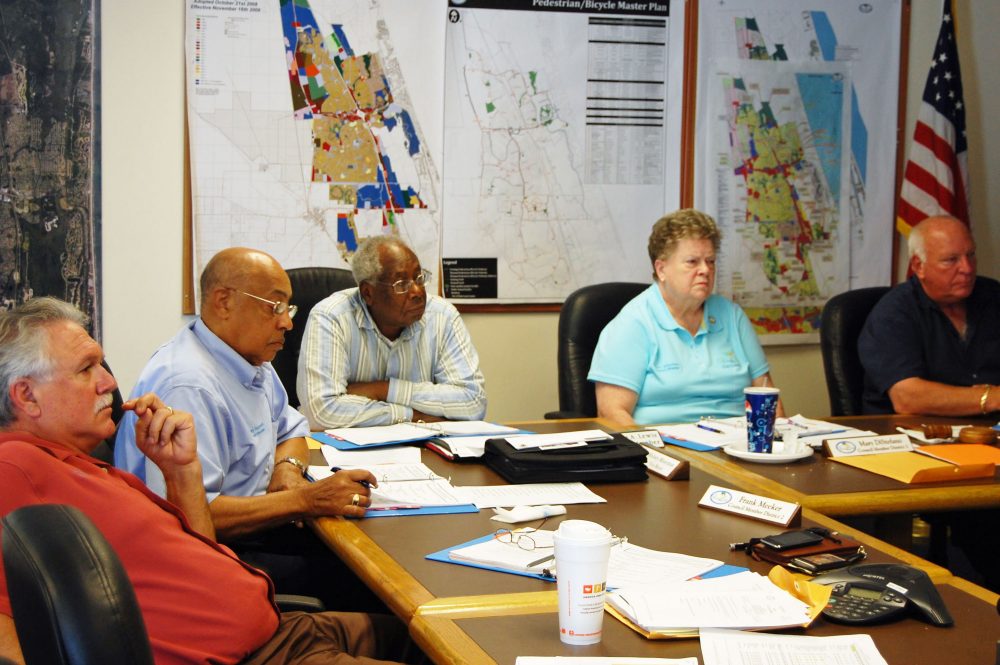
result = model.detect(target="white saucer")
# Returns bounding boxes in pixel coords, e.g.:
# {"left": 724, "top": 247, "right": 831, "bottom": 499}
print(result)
{"left": 722, "top": 445, "right": 814, "bottom": 464}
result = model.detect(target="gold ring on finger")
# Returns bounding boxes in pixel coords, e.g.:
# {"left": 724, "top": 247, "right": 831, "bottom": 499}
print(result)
{"left": 351, "top": 493, "right": 361, "bottom": 507}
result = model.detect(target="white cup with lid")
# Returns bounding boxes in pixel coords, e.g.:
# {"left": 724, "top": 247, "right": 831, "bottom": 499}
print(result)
{"left": 553, "top": 519, "right": 613, "bottom": 645}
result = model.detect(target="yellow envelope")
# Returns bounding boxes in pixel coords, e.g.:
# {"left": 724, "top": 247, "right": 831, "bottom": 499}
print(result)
{"left": 831, "top": 451, "right": 995, "bottom": 484}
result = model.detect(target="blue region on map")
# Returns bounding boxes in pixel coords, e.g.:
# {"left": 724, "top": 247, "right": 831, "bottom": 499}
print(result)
{"left": 810, "top": 11, "right": 867, "bottom": 182}
{"left": 796, "top": 72, "right": 843, "bottom": 200}
{"left": 280, "top": 1, "right": 317, "bottom": 54}
{"left": 358, "top": 177, "right": 389, "bottom": 208}
{"left": 337, "top": 215, "right": 358, "bottom": 251}
{"left": 397, "top": 110, "right": 420, "bottom": 155}
{"left": 332, "top": 24, "right": 353, "bottom": 55}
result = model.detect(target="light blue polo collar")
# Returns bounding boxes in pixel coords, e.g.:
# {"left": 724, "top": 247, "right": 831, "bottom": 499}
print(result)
{"left": 646, "top": 284, "right": 725, "bottom": 336}
{"left": 191, "top": 318, "right": 268, "bottom": 389}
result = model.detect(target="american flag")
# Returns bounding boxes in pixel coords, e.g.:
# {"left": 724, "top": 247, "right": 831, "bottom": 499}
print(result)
{"left": 895, "top": 0, "right": 968, "bottom": 237}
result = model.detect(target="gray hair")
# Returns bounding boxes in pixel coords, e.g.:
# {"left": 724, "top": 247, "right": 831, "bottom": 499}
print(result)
{"left": 0, "top": 297, "right": 88, "bottom": 426}
{"left": 351, "top": 236, "right": 411, "bottom": 284}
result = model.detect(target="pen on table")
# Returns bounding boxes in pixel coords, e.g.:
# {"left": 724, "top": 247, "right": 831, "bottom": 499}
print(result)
{"left": 329, "top": 466, "right": 372, "bottom": 489}
{"left": 797, "top": 428, "right": 848, "bottom": 439}
{"left": 527, "top": 553, "right": 555, "bottom": 568}
{"left": 696, "top": 423, "right": 725, "bottom": 435}
{"left": 368, "top": 505, "right": 422, "bottom": 511}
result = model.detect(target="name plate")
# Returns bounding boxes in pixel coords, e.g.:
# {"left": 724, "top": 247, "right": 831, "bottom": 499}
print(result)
{"left": 644, "top": 448, "right": 689, "bottom": 480}
{"left": 698, "top": 485, "right": 800, "bottom": 526}
{"left": 824, "top": 433, "right": 914, "bottom": 458}
{"left": 621, "top": 429, "right": 665, "bottom": 448}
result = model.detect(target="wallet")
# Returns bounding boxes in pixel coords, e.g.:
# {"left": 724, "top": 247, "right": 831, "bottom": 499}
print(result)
{"left": 748, "top": 528, "right": 866, "bottom": 574}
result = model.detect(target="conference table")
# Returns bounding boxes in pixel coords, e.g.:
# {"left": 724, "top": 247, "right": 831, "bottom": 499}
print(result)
{"left": 657, "top": 414, "right": 1000, "bottom": 516}
{"left": 309, "top": 417, "right": 1000, "bottom": 664}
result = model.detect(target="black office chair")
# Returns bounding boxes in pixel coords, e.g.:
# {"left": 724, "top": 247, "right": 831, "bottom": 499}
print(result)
{"left": 271, "top": 267, "right": 356, "bottom": 407}
{"left": 1, "top": 505, "right": 327, "bottom": 665}
{"left": 818, "top": 286, "right": 890, "bottom": 416}
{"left": 545, "top": 282, "right": 648, "bottom": 419}
{"left": 2, "top": 504, "right": 154, "bottom": 665}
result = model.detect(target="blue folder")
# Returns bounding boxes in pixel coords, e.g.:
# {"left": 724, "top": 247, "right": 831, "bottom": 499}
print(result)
{"left": 427, "top": 535, "right": 748, "bottom": 583}
{"left": 365, "top": 503, "right": 480, "bottom": 518}
{"left": 426, "top": 533, "right": 556, "bottom": 581}
{"left": 660, "top": 435, "right": 718, "bottom": 452}
{"left": 311, "top": 431, "right": 430, "bottom": 450}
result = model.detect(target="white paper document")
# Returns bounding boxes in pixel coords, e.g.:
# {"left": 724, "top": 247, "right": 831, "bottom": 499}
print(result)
{"left": 320, "top": 445, "right": 422, "bottom": 467}
{"left": 607, "top": 543, "right": 721, "bottom": 589}
{"left": 776, "top": 415, "right": 876, "bottom": 448}
{"left": 369, "top": 478, "right": 468, "bottom": 509}
{"left": 323, "top": 423, "right": 436, "bottom": 446}
{"left": 518, "top": 658, "right": 697, "bottom": 665}
{"left": 450, "top": 528, "right": 556, "bottom": 573}
{"left": 700, "top": 628, "right": 889, "bottom": 665}
{"left": 453, "top": 483, "right": 606, "bottom": 508}
{"left": 607, "top": 572, "right": 812, "bottom": 631}
{"left": 657, "top": 421, "right": 744, "bottom": 449}
{"left": 449, "top": 530, "right": 719, "bottom": 584}
{"left": 426, "top": 435, "right": 491, "bottom": 459}
{"left": 421, "top": 420, "right": 521, "bottom": 436}
{"left": 503, "top": 430, "right": 612, "bottom": 450}
{"left": 341, "top": 462, "right": 440, "bottom": 483}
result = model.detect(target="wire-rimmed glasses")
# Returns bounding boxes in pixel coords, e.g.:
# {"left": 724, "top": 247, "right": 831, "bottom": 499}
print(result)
{"left": 237, "top": 290, "right": 298, "bottom": 319}
{"left": 493, "top": 527, "right": 553, "bottom": 552}
{"left": 372, "top": 269, "right": 431, "bottom": 295}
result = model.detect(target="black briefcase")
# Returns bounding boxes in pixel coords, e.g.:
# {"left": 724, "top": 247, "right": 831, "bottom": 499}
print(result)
{"left": 483, "top": 433, "right": 648, "bottom": 484}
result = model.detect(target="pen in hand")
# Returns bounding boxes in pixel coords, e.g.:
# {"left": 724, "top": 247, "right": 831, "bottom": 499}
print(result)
{"left": 330, "top": 466, "right": 372, "bottom": 489}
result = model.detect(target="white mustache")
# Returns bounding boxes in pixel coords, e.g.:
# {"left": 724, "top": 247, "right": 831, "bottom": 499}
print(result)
{"left": 94, "top": 393, "right": 114, "bottom": 414}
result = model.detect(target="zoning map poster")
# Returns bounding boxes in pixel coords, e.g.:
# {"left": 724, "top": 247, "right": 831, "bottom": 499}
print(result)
{"left": 441, "top": 0, "right": 685, "bottom": 303}
{"left": 694, "top": 0, "right": 902, "bottom": 342}
{"left": 186, "top": 0, "right": 443, "bottom": 294}
{"left": 187, "top": 0, "right": 685, "bottom": 305}
{"left": 0, "top": 0, "right": 100, "bottom": 335}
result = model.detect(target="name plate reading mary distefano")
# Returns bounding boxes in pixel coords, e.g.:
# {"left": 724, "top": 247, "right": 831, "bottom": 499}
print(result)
{"left": 824, "top": 433, "right": 914, "bottom": 458}
{"left": 698, "top": 485, "right": 800, "bottom": 526}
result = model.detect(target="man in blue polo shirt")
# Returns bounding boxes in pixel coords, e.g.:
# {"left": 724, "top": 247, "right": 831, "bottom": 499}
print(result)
{"left": 115, "top": 247, "right": 379, "bottom": 608}
{"left": 858, "top": 216, "right": 1000, "bottom": 415}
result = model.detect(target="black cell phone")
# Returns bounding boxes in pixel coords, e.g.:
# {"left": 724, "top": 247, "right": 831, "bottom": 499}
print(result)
{"left": 759, "top": 530, "right": 824, "bottom": 551}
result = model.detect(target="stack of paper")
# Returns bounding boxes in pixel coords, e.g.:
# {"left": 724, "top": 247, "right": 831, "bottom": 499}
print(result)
{"left": 452, "top": 482, "right": 607, "bottom": 508}
{"left": 776, "top": 415, "right": 877, "bottom": 448}
{"left": 606, "top": 571, "right": 820, "bottom": 637}
{"left": 314, "top": 420, "right": 522, "bottom": 449}
{"left": 308, "top": 458, "right": 474, "bottom": 513}
{"left": 657, "top": 415, "right": 878, "bottom": 452}
{"left": 448, "top": 528, "right": 556, "bottom": 574}
{"left": 700, "top": 628, "right": 889, "bottom": 665}
{"left": 440, "top": 530, "right": 722, "bottom": 584}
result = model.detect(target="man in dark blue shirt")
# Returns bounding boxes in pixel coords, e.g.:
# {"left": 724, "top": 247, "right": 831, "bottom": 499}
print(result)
{"left": 859, "top": 216, "right": 1000, "bottom": 415}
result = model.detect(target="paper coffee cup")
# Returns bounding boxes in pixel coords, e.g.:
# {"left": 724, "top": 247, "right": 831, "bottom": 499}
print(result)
{"left": 744, "top": 386, "right": 780, "bottom": 453}
{"left": 553, "top": 519, "right": 612, "bottom": 645}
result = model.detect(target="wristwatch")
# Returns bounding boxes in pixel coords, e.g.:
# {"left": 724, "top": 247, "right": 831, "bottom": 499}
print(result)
{"left": 276, "top": 456, "right": 308, "bottom": 476}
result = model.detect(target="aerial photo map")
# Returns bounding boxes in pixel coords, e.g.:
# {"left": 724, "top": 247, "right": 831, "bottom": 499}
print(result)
{"left": 0, "top": 0, "right": 100, "bottom": 334}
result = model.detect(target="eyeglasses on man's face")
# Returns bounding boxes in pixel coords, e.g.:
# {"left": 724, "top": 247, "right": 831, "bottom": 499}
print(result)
{"left": 370, "top": 268, "right": 431, "bottom": 295}
{"left": 237, "top": 290, "right": 298, "bottom": 319}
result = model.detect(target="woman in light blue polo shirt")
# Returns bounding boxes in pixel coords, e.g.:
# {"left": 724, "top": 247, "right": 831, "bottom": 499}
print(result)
{"left": 589, "top": 209, "right": 781, "bottom": 426}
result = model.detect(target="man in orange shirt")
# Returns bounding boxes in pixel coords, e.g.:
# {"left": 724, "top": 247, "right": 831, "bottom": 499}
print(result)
{"left": 0, "top": 297, "right": 414, "bottom": 665}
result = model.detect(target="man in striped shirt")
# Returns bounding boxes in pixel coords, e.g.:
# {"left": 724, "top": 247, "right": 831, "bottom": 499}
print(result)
{"left": 298, "top": 236, "right": 487, "bottom": 428}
